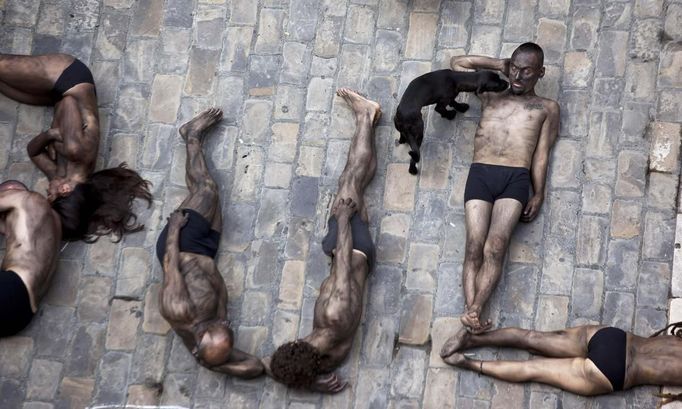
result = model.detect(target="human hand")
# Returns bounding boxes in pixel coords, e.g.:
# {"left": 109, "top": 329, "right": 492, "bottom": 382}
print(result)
{"left": 332, "top": 198, "right": 357, "bottom": 220}
{"left": 169, "top": 210, "right": 189, "bottom": 228}
{"left": 312, "top": 372, "right": 347, "bottom": 394}
{"left": 521, "top": 194, "right": 543, "bottom": 222}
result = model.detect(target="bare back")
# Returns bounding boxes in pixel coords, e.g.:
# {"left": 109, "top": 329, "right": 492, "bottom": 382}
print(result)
{"left": 474, "top": 91, "right": 555, "bottom": 169}
{"left": 626, "top": 334, "right": 682, "bottom": 389}
{"left": 1, "top": 190, "right": 61, "bottom": 311}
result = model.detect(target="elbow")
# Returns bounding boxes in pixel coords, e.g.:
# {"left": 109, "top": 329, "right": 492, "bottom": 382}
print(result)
{"left": 450, "top": 56, "right": 467, "bottom": 71}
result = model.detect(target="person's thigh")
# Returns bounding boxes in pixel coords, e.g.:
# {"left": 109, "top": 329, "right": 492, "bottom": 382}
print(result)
{"left": 486, "top": 198, "right": 523, "bottom": 242}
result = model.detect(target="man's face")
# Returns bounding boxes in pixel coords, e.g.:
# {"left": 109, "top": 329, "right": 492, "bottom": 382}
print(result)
{"left": 508, "top": 51, "right": 544, "bottom": 95}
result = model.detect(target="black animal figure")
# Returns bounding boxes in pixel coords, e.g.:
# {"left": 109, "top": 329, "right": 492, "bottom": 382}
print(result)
{"left": 394, "top": 70, "right": 509, "bottom": 174}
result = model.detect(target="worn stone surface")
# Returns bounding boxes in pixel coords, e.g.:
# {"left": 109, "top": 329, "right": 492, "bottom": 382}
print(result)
{"left": 0, "top": 1, "right": 678, "bottom": 409}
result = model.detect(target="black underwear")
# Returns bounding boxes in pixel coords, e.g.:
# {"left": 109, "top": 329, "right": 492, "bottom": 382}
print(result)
{"left": 321, "top": 213, "right": 376, "bottom": 270}
{"left": 463, "top": 162, "right": 531, "bottom": 207}
{"left": 587, "top": 327, "right": 627, "bottom": 391}
{"left": 0, "top": 269, "right": 35, "bottom": 338}
{"left": 156, "top": 209, "right": 221, "bottom": 264}
{"left": 51, "top": 58, "right": 95, "bottom": 101}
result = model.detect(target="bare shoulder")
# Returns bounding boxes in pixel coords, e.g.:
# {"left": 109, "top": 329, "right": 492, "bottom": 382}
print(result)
{"left": 540, "top": 97, "right": 560, "bottom": 116}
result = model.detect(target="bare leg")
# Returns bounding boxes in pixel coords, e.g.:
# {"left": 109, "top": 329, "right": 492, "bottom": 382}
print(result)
{"left": 0, "top": 53, "right": 74, "bottom": 103}
{"left": 468, "top": 199, "right": 523, "bottom": 324}
{"left": 443, "top": 355, "right": 613, "bottom": 396}
{"left": 334, "top": 88, "right": 381, "bottom": 222}
{"left": 461, "top": 200, "right": 492, "bottom": 330}
{"left": 177, "top": 108, "right": 224, "bottom": 232}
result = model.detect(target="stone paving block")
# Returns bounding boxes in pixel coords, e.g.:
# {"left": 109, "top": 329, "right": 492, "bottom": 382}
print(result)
{"left": 634, "top": 306, "right": 668, "bottom": 338}
{"left": 649, "top": 122, "right": 681, "bottom": 174}
{"left": 536, "top": 18, "right": 566, "bottom": 64}
{"left": 658, "top": 89, "right": 682, "bottom": 123}
{"left": 503, "top": 0, "right": 536, "bottom": 41}
{"left": 66, "top": 323, "right": 106, "bottom": 378}
{"left": 130, "top": 0, "right": 164, "bottom": 37}
{"left": 674, "top": 215, "right": 682, "bottom": 298}
{"left": 255, "top": 9, "right": 285, "bottom": 54}
{"left": 377, "top": 0, "right": 409, "bottom": 31}
{"left": 562, "top": 51, "right": 593, "bottom": 88}
{"left": 160, "top": 373, "right": 194, "bottom": 406}
{"left": 77, "top": 276, "right": 112, "bottom": 322}
{"left": 621, "top": 102, "right": 652, "bottom": 143}
{"left": 256, "top": 189, "right": 289, "bottom": 238}
{"left": 398, "top": 293, "right": 433, "bottom": 345}
{"left": 354, "top": 368, "right": 390, "bottom": 409}
{"left": 127, "top": 384, "right": 161, "bottom": 406}
{"left": 373, "top": 30, "right": 402, "bottom": 73}
{"left": 230, "top": 0, "right": 258, "bottom": 25}
{"left": 233, "top": 145, "right": 265, "bottom": 202}
{"left": 129, "top": 333, "right": 167, "bottom": 385}
{"left": 35, "top": 305, "right": 75, "bottom": 358}
{"left": 344, "top": 5, "right": 375, "bottom": 45}
{"left": 156, "top": 28, "right": 191, "bottom": 74}
{"left": 509, "top": 214, "right": 544, "bottom": 264}
{"left": 0, "top": 336, "right": 33, "bottom": 378}
{"left": 376, "top": 213, "right": 410, "bottom": 263}
{"left": 362, "top": 315, "right": 396, "bottom": 367}
{"left": 406, "top": 243, "right": 439, "bottom": 291}
{"left": 390, "top": 346, "right": 427, "bottom": 399}
{"left": 44, "top": 259, "right": 81, "bottom": 307}
{"left": 603, "top": 291, "right": 635, "bottom": 331}
{"left": 581, "top": 183, "right": 612, "bottom": 215}
{"left": 281, "top": 42, "right": 310, "bottom": 85}
{"left": 94, "top": 351, "right": 131, "bottom": 405}
{"left": 142, "top": 283, "right": 171, "bottom": 334}
{"left": 502, "top": 265, "right": 540, "bottom": 319}
{"left": 149, "top": 75, "right": 183, "bottom": 123}
{"left": 534, "top": 295, "right": 569, "bottom": 331}
{"left": 642, "top": 211, "right": 676, "bottom": 260}
{"left": 412, "top": 193, "right": 446, "bottom": 242}
{"left": 94, "top": 11, "right": 129, "bottom": 60}
{"left": 630, "top": 19, "right": 662, "bottom": 62}
{"left": 285, "top": 217, "right": 313, "bottom": 260}
{"left": 405, "top": 13, "right": 438, "bottom": 60}
{"left": 595, "top": 31, "right": 628, "bottom": 77}
{"left": 423, "top": 368, "right": 458, "bottom": 409}
{"left": 429, "top": 317, "right": 459, "bottom": 368}
{"left": 106, "top": 299, "right": 142, "bottom": 350}
{"left": 571, "top": 268, "right": 604, "bottom": 319}
{"left": 602, "top": 2, "right": 631, "bottom": 30}
{"left": 576, "top": 215, "right": 608, "bottom": 266}
{"left": 540, "top": 234, "right": 574, "bottom": 295}
{"left": 559, "top": 90, "right": 589, "bottom": 137}
{"left": 58, "top": 377, "right": 94, "bottom": 409}
{"left": 278, "top": 260, "right": 305, "bottom": 310}
{"left": 5, "top": 0, "right": 39, "bottom": 27}
{"left": 610, "top": 199, "right": 642, "bottom": 239}
{"left": 288, "top": 0, "right": 319, "bottom": 41}
{"left": 647, "top": 172, "right": 679, "bottom": 211}
{"left": 625, "top": 61, "right": 657, "bottom": 102}
{"left": 549, "top": 139, "right": 581, "bottom": 188}
{"left": 185, "top": 48, "right": 220, "bottom": 96}
{"left": 637, "top": 261, "right": 671, "bottom": 308}
{"left": 664, "top": 4, "right": 682, "bottom": 40}
{"left": 384, "top": 163, "right": 417, "bottom": 211}
{"left": 469, "top": 24, "right": 502, "bottom": 56}
{"left": 116, "top": 247, "right": 150, "bottom": 298}
{"left": 221, "top": 27, "right": 254, "bottom": 73}
{"left": 273, "top": 85, "right": 304, "bottom": 121}
{"left": 27, "top": 359, "right": 62, "bottom": 401}
{"left": 605, "top": 238, "right": 641, "bottom": 291}
{"left": 615, "top": 150, "right": 647, "bottom": 198}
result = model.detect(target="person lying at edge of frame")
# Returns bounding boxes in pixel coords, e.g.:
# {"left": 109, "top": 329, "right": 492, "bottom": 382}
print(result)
{"left": 0, "top": 53, "right": 151, "bottom": 242}
{"left": 440, "top": 320, "right": 682, "bottom": 406}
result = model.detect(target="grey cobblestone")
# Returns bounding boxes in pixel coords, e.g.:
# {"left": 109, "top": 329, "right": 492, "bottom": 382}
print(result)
{"left": 0, "top": 1, "right": 679, "bottom": 408}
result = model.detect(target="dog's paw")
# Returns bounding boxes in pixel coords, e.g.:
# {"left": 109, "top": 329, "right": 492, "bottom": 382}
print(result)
{"left": 409, "top": 161, "right": 418, "bottom": 175}
{"left": 441, "top": 111, "right": 457, "bottom": 120}
{"left": 408, "top": 150, "right": 420, "bottom": 163}
{"left": 455, "top": 103, "right": 469, "bottom": 113}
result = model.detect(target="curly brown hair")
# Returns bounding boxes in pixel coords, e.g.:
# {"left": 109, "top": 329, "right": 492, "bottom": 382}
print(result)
{"left": 270, "top": 341, "right": 321, "bottom": 389}
{"left": 52, "top": 163, "right": 152, "bottom": 242}
{"left": 649, "top": 321, "right": 682, "bottom": 338}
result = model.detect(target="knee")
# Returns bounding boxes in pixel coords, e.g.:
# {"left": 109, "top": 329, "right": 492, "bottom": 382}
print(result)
{"left": 483, "top": 236, "right": 508, "bottom": 263}
{"left": 464, "top": 241, "right": 484, "bottom": 265}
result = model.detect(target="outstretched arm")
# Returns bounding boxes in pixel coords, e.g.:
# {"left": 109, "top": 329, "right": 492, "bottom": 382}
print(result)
{"left": 450, "top": 55, "right": 510, "bottom": 77}
{"left": 327, "top": 198, "right": 356, "bottom": 323}
{"left": 160, "top": 211, "right": 195, "bottom": 323}
{"left": 27, "top": 128, "right": 60, "bottom": 179}
{"left": 209, "top": 348, "right": 265, "bottom": 378}
{"left": 522, "top": 102, "right": 560, "bottom": 222}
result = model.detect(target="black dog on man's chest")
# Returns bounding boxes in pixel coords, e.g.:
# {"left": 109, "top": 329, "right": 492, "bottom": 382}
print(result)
{"left": 394, "top": 70, "right": 509, "bottom": 174}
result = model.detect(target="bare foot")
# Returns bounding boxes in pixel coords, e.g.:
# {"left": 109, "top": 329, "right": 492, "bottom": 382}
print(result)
{"left": 460, "top": 309, "right": 480, "bottom": 330}
{"left": 336, "top": 88, "right": 382, "bottom": 125}
{"left": 442, "top": 352, "right": 468, "bottom": 367}
{"left": 179, "top": 108, "right": 223, "bottom": 141}
{"left": 440, "top": 320, "right": 469, "bottom": 358}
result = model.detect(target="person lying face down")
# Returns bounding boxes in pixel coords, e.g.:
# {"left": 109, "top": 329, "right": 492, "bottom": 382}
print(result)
{"left": 0, "top": 53, "right": 151, "bottom": 242}
{"left": 156, "top": 108, "right": 263, "bottom": 377}
{"left": 0, "top": 180, "right": 61, "bottom": 337}
{"left": 263, "top": 89, "right": 381, "bottom": 393}
{"left": 440, "top": 320, "right": 682, "bottom": 403}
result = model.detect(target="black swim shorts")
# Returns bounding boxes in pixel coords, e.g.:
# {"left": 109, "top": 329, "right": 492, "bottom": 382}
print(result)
{"left": 156, "top": 209, "right": 221, "bottom": 264}
{"left": 51, "top": 58, "right": 95, "bottom": 101}
{"left": 587, "top": 327, "right": 627, "bottom": 391}
{"left": 0, "top": 269, "right": 35, "bottom": 337}
{"left": 463, "top": 162, "right": 531, "bottom": 207}
{"left": 321, "top": 213, "right": 376, "bottom": 270}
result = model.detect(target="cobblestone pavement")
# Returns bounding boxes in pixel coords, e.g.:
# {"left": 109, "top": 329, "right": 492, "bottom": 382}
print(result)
{"left": 0, "top": 0, "right": 681, "bottom": 408}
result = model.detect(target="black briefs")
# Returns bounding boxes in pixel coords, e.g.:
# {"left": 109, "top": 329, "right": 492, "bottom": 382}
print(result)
{"left": 464, "top": 162, "right": 531, "bottom": 207}
{"left": 51, "top": 58, "right": 95, "bottom": 101}
{"left": 321, "top": 213, "right": 376, "bottom": 270}
{"left": 156, "top": 209, "right": 221, "bottom": 264}
{"left": 587, "top": 327, "right": 627, "bottom": 391}
{"left": 0, "top": 269, "right": 35, "bottom": 338}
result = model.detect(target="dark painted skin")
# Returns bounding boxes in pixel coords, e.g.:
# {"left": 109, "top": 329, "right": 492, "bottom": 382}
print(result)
{"left": 447, "top": 48, "right": 560, "bottom": 337}
{"left": 0, "top": 53, "right": 99, "bottom": 201}
{"left": 159, "top": 109, "right": 263, "bottom": 378}
{"left": 0, "top": 180, "right": 61, "bottom": 312}
{"left": 263, "top": 89, "right": 382, "bottom": 393}
{"left": 440, "top": 323, "right": 682, "bottom": 396}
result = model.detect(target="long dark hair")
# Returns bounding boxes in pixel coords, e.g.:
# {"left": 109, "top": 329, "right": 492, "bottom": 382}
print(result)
{"left": 52, "top": 163, "right": 152, "bottom": 242}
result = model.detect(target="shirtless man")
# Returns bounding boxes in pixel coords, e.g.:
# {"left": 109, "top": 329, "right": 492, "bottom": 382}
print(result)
{"left": 445, "top": 42, "right": 560, "bottom": 339}
{"left": 439, "top": 322, "right": 682, "bottom": 402}
{"left": 263, "top": 89, "right": 381, "bottom": 393}
{"left": 0, "top": 53, "right": 150, "bottom": 241}
{"left": 156, "top": 108, "right": 262, "bottom": 377}
{"left": 0, "top": 180, "right": 61, "bottom": 337}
